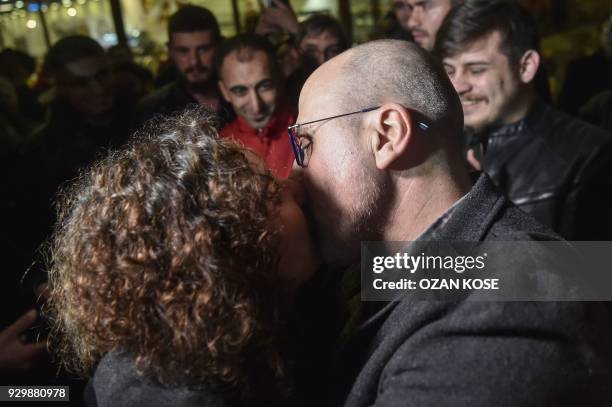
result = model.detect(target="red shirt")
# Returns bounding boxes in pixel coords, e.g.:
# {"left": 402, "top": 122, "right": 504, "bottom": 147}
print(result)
{"left": 220, "top": 107, "right": 295, "bottom": 179}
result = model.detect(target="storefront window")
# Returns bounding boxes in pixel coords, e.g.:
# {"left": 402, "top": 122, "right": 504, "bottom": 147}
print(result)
{"left": 0, "top": 0, "right": 115, "bottom": 57}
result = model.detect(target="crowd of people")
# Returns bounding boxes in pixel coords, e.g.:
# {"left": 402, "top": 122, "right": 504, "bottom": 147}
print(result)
{"left": 2, "top": 0, "right": 612, "bottom": 406}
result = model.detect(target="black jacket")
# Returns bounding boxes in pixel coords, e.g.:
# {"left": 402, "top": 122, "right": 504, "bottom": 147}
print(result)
{"left": 329, "top": 174, "right": 612, "bottom": 407}
{"left": 134, "top": 80, "right": 234, "bottom": 130}
{"left": 558, "top": 48, "right": 612, "bottom": 116}
{"left": 581, "top": 88, "right": 612, "bottom": 131}
{"left": 474, "top": 101, "right": 612, "bottom": 240}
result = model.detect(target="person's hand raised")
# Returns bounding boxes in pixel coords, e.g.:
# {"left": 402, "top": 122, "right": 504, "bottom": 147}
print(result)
{"left": 0, "top": 310, "right": 47, "bottom": 373}
{"left": 256, "top": 0, "right": 299, "bottom": 36}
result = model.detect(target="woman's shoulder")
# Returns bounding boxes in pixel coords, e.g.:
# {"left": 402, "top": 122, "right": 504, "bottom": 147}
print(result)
{"left": 90, "top": 352, "right": 231, "bottom": 407}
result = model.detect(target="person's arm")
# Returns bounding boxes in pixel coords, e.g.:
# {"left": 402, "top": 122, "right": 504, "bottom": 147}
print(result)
{"left": 0, "top": 310, "right": 47, "bottom": 373}
{"left": 255, "top": 0, "right": 299, "bottom": 36}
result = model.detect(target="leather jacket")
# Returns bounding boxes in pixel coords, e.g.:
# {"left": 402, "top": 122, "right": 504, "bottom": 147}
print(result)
{"left": 473, "top": 100, "right": 612, "bottom": 240}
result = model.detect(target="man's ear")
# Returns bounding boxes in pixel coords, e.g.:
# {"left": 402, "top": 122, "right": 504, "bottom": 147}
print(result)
{"left": 368, "top": 103, "right": 412, "bottom": 170}
{"left": 518, "top": 49, "right": 540, "bottom": 84}
{"left": 218, "top": 80, "right": 230, "bottom": 103}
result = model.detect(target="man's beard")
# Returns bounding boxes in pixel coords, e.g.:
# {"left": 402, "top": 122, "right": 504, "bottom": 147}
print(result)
{"left": 313, "top": 166, "right": 391, "bottom": 268}
{"left": 179, "top": 68, "right": 216, "bottom": 94}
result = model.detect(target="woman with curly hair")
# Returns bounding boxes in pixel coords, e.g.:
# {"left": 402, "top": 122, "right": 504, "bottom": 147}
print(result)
{"left": 46, "top": 108, "right": 319, "bottom": 407}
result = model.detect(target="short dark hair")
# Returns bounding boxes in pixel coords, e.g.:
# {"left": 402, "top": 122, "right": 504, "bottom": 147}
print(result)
{"left": 296, "top": 14, "right": 348, "bottom": 50}
{"left": 45, "top": 35, "right": 106, "bottom": 77}
{"left": 434, "top": 0, "right": 539, "bottom": 64}
{"left": 214, "top": 34, "right": 278, "bottom": 79}
{"left": 168, "top": 5, "right": 220, "bottom": 43}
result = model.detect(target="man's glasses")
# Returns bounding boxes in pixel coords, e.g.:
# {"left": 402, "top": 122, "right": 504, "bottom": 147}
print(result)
{"left": 287, "top": 106, "right": 430, "bottom": 167}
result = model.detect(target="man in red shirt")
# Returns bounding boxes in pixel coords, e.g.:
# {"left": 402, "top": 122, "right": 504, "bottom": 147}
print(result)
{"left": 216, "top": 34, "right": 295, "bottom": 178}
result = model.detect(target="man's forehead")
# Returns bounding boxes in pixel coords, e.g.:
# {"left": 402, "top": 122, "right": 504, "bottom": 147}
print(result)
{"left": 170, "top": 30, "right": 214, "bottom": 46}
{"left": 404, "top": 0, "right": 450, "bottom": 6}
{"left": 300, "top": 30, "right": 341, "bottom": 48}
{"left": 298, "top": 58, "right": 345, "bottom": 119}
{"left": 221, "top": 51, "right": 274, "bottom": 82}
{"left": 444, "top": 31, "right": 504, "bottom": 65}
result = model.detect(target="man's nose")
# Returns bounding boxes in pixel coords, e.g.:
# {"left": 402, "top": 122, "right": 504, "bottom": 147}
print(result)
{"left": 249, "top": 91, "right": 263, "bottom": 113}
{"left": 408, "top": 8, "right": 422, "bottom": 29}
{"left": 452, "top": 73, "right": 472, "bottom": 95}
{"left": 189, "top": 50, "right": 199, "bottom": 66}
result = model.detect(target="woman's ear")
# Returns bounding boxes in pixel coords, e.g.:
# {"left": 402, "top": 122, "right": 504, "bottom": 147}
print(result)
{"left": 368, "top": 103, "right": 412, "bottom": 170}
{"left": 518, "top": 49, "right": 540, "bottom": 84}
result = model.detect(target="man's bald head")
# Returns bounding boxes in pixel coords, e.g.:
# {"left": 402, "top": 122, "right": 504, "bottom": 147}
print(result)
{"left": 296, "top": 40, "right": 470, "bottom": 266}
{"left": 340, "top": 40, "right": 462, "bottom": 136}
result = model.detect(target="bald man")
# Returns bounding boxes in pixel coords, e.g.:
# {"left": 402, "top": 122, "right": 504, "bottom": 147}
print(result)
{"left": 292, "top": 40, "right": 612, "bottom": 406}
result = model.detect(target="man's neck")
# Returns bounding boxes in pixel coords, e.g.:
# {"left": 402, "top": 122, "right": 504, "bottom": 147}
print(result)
{"left": 187, "top": 86, "right": 221, "bottom": 111}
{"left": 383, "top": 164, "right": 472, "bottom": 242}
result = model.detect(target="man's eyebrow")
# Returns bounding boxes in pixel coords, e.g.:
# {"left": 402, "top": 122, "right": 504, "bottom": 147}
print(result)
{"left": 255, "top": 78, "right": 273, "bottom": 87}
{"left": 229, "top": 85, "right": 248, "bottom": 93}
{"left": 464, "top": 61, "right": 491, "bottom": 67}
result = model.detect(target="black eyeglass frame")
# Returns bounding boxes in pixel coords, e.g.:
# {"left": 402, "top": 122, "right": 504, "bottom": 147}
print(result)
{"left": 287, "top": 106, "right": 430, "bottom": 167}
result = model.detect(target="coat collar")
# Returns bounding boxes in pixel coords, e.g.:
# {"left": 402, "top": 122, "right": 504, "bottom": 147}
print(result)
{"left": 473, "top": 99, "right": 547, "bottom": 141}
{"left": 346, "top": 174, "right": 507, "bottom": 339}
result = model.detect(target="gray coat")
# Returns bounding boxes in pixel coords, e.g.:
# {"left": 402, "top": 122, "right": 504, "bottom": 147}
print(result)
{"left": 329, "top": 174, "right": 612, "bottom": 407}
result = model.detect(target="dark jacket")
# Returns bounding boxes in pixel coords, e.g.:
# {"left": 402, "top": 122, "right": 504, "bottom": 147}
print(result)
{"left": 329, "top": 174, "right": 612, "bottom": 407}
{"left": 16, "top": 96, "right": 135, "bottom": 289}
{"left": 474, "top": 101, "right": 612, "bottom": 240}
{"left": 88, "top": 352, "right": 232, "bottom": 407}
{"left": 558, "top": 48, "right": 612, "bottom": 116}
{"left": 581, "top": 88, "right": 612, "bottom": 131}
{"left": 88, "top": 350, "right": 307, "bottom": 407}
{"left": 134, "top": 80, "right": 234, "bottom": 130}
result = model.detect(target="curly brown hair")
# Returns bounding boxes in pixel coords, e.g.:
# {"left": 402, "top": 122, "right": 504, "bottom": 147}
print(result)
{"left": 47, "top": 108, "right": 289, "bottom": 396}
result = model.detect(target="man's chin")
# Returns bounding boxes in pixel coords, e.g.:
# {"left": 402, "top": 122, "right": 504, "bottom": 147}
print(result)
{"left": 411, "top": 33, "right": 430, "bottom": 49}
{"left": 181, "top": 76, "right": 215, "bottom": 93}
{"left": 247, "top": 116, "right": 272, "bottom": 129}
{"left": 465, "top": 118, "right": 493, "bottom": 134}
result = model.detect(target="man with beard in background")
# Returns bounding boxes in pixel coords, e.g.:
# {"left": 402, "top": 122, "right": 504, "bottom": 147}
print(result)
{"left": 135, "top": 5, "right": 233, "bottom": 128}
